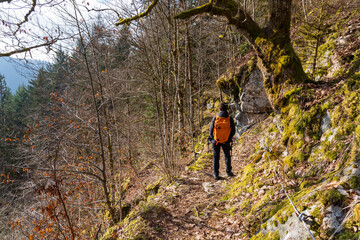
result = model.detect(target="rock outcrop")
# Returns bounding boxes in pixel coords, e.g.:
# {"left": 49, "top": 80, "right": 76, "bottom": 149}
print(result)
{"left": 216, "top": 54, "right": 273, "bottom": 135}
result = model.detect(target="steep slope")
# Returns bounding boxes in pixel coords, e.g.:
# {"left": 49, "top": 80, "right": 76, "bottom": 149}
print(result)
{"left": 215, "top": 9, "right": 360, "bottom": 239}
{"left": 103, "top": 79, "right": 360, "bottom": 239}
{"left": 101, "top": 6, "right": 360, "bottom": 240}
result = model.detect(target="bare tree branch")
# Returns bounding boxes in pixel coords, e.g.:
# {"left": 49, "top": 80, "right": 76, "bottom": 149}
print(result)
{"left": 13, "top": 0, "right": 37, "bottom": 35}
{"left": 115, "top": 0, "right": 159, "bottom": 26}
{"left": 174, "top": 2, "right": 213, "bottom": 19}
{"left": 175, "top": 0, "right": 260, "bottom": 40}
{"left": 0, "top": 40, "right": 56, "bottom": 57}
{"left": 85, "top": 6, "right": 120, "bottom": 18}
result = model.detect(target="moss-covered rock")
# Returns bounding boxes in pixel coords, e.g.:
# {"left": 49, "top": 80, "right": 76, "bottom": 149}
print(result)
{"left": 216, "top": 54, "right": 257, "bottom": 101}
{"left": 250, "top": 230, "right": 280, "bottom": 240}
{"left": 186, "top": 152, "right": 212, "bottom": 171}
{"left": 145, "top": 178, "right": 162, "bottom": 197}
{"left": 344, "top": 204, "right": 360, "bottom": 236}
{"left": 319, "top": 188, "right": 346, "bottom": 207}
{"left": 101, "top": 199, "right": 169, "bottom": 240}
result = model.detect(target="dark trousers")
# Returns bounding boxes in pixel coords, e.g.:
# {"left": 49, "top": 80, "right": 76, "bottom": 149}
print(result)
{"left": 212, "top": 142, "right": 232, "bottom": 176}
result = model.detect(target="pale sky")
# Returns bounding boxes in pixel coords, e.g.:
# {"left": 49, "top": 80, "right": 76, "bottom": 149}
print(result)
{"left": 0, "top": 0, "right": 131, "bottom": 62}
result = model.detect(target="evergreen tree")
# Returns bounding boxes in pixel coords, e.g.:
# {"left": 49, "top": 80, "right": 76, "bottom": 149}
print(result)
{"left": 0, "top": 74, "right": 12, "bottom": 136}
{"left": 9, "top": 85, "right": 30, "bottom": 131}
{"left": 0, "top": 74, "right": 13, "bottom": 162}
{"left": 49, "top": 49, "right": 72, "bottom": 91}
{"left": 111, "top": 27, "right": 131, "bottom": 66}
{"left": 26, "top": 68, "right": 54, "bottom": 118}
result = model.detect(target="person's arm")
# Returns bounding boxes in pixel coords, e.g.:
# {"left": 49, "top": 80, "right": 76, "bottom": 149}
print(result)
{"left": 209, "top": 116, "right": 216, "bottom": 141}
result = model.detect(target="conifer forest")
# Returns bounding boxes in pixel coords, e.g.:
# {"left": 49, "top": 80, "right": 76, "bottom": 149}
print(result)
{"left": 1, "top": 0, "right": 360, "bottom": 239}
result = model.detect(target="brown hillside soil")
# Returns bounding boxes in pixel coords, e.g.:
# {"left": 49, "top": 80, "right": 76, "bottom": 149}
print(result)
{"left": 137, "top": 129, "right": 261, "bottom": 240}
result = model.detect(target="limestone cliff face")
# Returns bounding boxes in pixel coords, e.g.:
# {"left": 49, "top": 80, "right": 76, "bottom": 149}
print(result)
{"left": 216, "top": 54, "right": 273, "bottom": 135}
{"left": 233, "top": 68, "right": 273, "bottom": 128}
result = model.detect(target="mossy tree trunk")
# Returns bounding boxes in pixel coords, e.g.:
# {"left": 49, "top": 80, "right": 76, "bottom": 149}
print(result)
{"left": 175, "top": 0, "right": 309, "bottom": 111}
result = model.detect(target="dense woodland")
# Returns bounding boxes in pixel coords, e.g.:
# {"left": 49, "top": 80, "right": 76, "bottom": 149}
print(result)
{"left": 0, "top": 0, "right": 360, "bottom": 239}
{"left": 1, "top": 0, "right": 243, "bottom": 238}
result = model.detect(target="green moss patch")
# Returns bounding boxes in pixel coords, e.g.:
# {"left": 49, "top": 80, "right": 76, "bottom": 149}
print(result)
{"left": 187, "top": 152, "right": 212, "bottom": 171}
{"left": 216, "top": 55, "right": 257, "bottom": 101}
{"left": 343, "top": 204, "right": 360, "bottom": 237}
{"left": 102, "top": 200, "right": 169, "bottom": 240}
{"left": 349, "top": 176, "right": 360, "bottom": 189}
{"left": 145, "top": 178, "right": 162, "bottom": 197}
{"left": 250, "top": 230, "right": 280, "bottom": 240}
{"left": 319, "top": 188, "right": 346, "bottom": 207}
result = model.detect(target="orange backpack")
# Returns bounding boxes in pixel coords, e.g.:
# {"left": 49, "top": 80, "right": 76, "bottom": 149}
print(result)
{"left": 214, "top": 115, "right": 231, "bottom": 144}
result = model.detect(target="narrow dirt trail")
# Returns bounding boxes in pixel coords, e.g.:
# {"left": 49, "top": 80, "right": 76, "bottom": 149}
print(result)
{"left": 144, "top": 131, "right": 261, "bottom": 240}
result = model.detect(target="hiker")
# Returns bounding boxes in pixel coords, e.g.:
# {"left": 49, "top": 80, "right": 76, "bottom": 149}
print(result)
{"left": 209, "top": 102, "right": 236, "bottom": 180}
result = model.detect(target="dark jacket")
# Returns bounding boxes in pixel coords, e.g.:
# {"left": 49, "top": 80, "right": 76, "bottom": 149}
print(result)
{"left": 209, "top": 110, "right": 235, "bottom": 144}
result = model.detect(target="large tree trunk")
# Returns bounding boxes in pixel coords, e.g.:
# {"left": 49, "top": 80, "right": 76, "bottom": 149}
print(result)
{"left": 175, "top": 0, "right": 308, "bottom": 111}
{"left": 250, "top": 0, "right": 308, "bottom": 110}
{"left": 252, "top": 29, "right": 308, "bottom": 110}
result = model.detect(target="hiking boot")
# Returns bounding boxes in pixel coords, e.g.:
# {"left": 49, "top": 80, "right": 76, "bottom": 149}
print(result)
{"left": 227, "top": 172, "right": 235, "bottom": 177}
{"left": 214, "top": 174, "right": 220, "bottom": 180}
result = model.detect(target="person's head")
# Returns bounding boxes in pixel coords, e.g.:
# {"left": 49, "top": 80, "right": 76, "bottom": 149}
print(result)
{"left": 219, "top": 102, "right": 228, "bottom": 111}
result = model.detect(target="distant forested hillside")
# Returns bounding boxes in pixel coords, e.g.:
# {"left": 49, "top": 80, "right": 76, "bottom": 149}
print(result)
{"left": 0, "top": 57, "right": 45, "bottom": 93}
